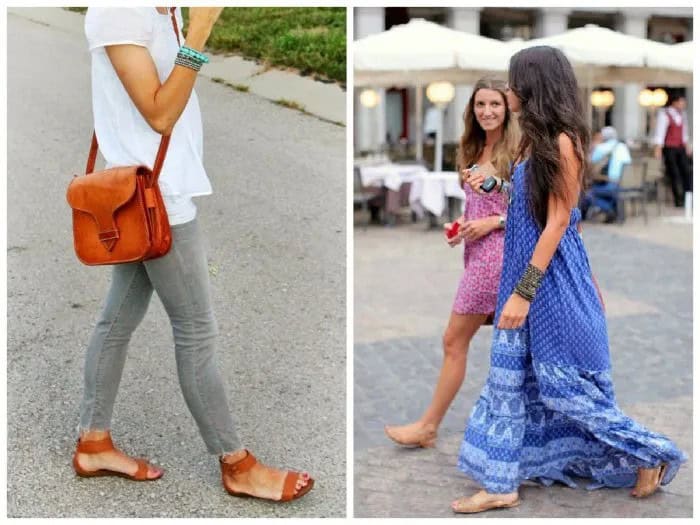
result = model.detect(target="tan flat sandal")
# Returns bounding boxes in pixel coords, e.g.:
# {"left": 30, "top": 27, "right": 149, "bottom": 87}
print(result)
{"left": 631, "top": 463, "right": 668, "bottom": 498}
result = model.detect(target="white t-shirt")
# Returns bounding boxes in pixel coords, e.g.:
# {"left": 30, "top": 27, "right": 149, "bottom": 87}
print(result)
{"left": 85, "top": 7, "right": 212, "bottom": 225}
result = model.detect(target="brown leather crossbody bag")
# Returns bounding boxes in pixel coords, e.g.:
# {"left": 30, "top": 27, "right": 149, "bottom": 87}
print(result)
{"left": 66, "top": 135, "right": 173, "bottom": 265}
{"left": 66, "top": 7, "right": 181, "bottom": 266}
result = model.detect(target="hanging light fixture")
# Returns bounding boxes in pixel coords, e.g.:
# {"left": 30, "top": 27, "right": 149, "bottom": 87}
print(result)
{"left": 426, "top": 81, "right": 456, "bottom": 173}
{"left": 638, "top": 88, "right": 654, "bottom": 107}
{"left": 651, "top": 88, "right": 668, "bottom": 107}
{"left": 359, "top": 88, "right": 380, "bottom": 109}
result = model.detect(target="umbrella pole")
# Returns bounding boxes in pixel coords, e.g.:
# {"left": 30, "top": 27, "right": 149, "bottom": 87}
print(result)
{"left": 416, "top": 84, "right": 424, "bottom": 161}
{"left": 585, "top": 67, "right": 593, "bottom": 131}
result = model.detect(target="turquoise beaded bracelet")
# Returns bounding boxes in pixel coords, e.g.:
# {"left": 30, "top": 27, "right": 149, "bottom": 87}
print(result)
{"left": 179, "top": 45, "right": 209, "bottom": 64}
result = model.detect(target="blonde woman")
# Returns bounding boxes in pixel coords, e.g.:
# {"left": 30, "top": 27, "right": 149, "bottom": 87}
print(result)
{"left": 385, "top": 77, "right": 519, "bottom": 447}
{"left": 71, "top": 7, "right": 312, "bottom": 503}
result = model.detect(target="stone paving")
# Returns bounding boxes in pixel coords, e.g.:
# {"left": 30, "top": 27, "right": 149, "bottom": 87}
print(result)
{"left": 354, "top": 214, "right": 692, "bottom": 518}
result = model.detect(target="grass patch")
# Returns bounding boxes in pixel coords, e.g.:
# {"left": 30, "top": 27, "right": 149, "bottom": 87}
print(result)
{"left": 275, "top": 99, "right": 306, "bottom": 112}
{"left": 63, "top": 7, "right": 346, "bottom": 83}
{"left": 183, "top": 7, "right": 346, "bottom": 84}
{"left": 211, "top": 77, "right": 250, "bottom": 93}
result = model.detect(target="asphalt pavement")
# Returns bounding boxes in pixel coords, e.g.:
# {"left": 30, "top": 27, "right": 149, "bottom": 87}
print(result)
{"left": 7, "top": 12, "right": 346, "bottom": 518}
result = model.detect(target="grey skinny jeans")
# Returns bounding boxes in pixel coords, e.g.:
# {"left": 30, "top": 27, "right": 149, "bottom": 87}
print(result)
{"left": 78, "top": 218, "right": 241, "bottom": 455}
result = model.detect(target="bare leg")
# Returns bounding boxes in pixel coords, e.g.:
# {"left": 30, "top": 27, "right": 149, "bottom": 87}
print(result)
{"left": 385, "top": 312, "right": 487, "bottom": 447}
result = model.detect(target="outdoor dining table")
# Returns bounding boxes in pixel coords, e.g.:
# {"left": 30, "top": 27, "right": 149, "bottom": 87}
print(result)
{"left": 356, "top": 162, "right": 428, "bottom": 221}
{"left": 409, "top": 171, "right": 465, "bottom": 221}
{"left": 357, "top": 162, "right": 428, "bottom": 191}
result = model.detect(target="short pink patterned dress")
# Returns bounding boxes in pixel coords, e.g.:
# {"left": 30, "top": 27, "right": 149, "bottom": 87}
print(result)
{"left": 452, "top": 180, "right": 508, "bottom": 316}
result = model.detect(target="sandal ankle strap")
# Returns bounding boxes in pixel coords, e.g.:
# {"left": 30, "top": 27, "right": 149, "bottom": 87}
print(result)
{"left": 76, "top": 435, "right": 115, "bottom": 454}
{"left": 220, "top": 449, "right": 257, "bottom": 475}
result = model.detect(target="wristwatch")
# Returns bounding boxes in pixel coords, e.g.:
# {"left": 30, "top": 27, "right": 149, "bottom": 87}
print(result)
{"left": 498, "top": 215, "right": 506, "bottom": 228}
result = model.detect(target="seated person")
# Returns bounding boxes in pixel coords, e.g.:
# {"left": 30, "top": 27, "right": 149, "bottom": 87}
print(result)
{"left": 583, "top": 126, "right": 631, "bottom": 222}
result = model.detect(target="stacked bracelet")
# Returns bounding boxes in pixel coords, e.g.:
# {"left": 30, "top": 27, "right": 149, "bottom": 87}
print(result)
{"left": 175, "top": 54, "right": 203, "bottom": 72}
{"left": 174, "top": 46, "right": 209, "bottom": 72}
{"left": 179, "top": 45, "right": 209, "bottom": 64}
{"left": 514, "top": 263, "right": 544, "bottom": 302}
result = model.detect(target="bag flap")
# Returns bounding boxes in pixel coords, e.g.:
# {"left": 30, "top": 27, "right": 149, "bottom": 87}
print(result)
{"left": 66, "top": 167, "right": 144, "bottom": 250}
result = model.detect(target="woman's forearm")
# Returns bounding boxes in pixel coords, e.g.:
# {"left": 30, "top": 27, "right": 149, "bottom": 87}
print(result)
{"left": 105, "top": 19, "right": 216, "bottom": 135}
{"left": 529, "top": 221, "right": 568, "bottom": 273}
{"left": 148, "top": 68, "right": 199, "bottom": 135}
{"left": 149, "top": 25, "right": 213, "bottom": 134}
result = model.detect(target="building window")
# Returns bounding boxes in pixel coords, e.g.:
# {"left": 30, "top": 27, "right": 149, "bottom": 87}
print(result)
{"left": 480, "top": 8, "right": 536, "bottom": 41}
{"left": 568, "top": 11, "right": 617, "bottom": 30}
{"left": 648, "top": 16, "right": 692, "bottom": 43}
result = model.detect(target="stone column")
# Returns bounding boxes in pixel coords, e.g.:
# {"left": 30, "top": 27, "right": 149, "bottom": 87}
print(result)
{"left": 446, "top": 8, "right": 481, "bottom": 145}
{"left": 686, "top": 23, "right": 693, "bottom": 139}
{"left": 613, "top": 11, "right": 651, "bottom": 142}
{"left": 354, "top": 8, "right": 386, "bottom": 153}
{"left": 534, "top": 8, "right": 571, "bottom": 38}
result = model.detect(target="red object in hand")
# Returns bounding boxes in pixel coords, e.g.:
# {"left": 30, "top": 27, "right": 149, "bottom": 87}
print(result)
{"left": 446, "top": 220, "right": 460, "bottom": 239}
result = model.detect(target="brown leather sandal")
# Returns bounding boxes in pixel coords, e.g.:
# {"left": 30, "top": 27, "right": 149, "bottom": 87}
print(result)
{"left": 220, "top": 449, "right": 314, "bottom": 502}
{"left": 72, "top": 435, "right": 163, "bottom": 481}
{"left": 631, "top": 463, "right": 668, "bottom": 498}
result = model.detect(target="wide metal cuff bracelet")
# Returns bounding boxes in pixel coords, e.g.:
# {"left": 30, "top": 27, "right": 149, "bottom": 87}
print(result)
{"left": 514, "top": 263, "right": 544, "bottom": 302}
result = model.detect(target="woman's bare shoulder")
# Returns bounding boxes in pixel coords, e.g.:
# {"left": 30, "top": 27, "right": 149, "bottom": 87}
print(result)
{"left": 557, "top": 132, "right": 575, "bottom": 157}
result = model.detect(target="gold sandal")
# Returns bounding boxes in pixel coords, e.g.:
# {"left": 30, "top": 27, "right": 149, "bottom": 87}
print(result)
{"left": 631, "top": 463, "right": 668, "bottom": 498}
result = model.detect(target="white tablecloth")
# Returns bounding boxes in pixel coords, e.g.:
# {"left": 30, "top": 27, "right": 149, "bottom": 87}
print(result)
{"left": 409, "top": 171, "right": 465, "bottom": 217}
{"left": 357, "top": 163, "right": 428, "bottom": 191}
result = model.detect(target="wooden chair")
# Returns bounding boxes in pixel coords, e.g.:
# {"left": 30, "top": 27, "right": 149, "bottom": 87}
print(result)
{"left": 354, "top": 167, "right": 375, "bottom": 230}
{"left": 617, "top": 161, "right": 647, "bottom": 224}
{"left": 643, "top": 157, "right": 674, "bottom": 214}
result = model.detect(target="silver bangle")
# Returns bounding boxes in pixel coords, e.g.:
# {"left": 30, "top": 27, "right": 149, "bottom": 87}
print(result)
{"left": 175, "top": 55, "right": 203, "bottom": 72}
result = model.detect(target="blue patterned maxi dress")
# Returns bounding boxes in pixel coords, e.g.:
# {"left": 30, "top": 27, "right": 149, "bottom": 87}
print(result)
{"left": 457, "top": 160, "right": 687, "bottom": 494}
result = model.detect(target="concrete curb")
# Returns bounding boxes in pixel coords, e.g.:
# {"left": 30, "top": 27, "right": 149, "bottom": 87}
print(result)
{"left": 8, "top": 7, "right": 346, "bottom": 125}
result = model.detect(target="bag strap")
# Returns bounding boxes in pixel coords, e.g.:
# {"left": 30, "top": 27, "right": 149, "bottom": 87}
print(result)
{"left": 86, "top": 7, "right": 181, "bottom": 180}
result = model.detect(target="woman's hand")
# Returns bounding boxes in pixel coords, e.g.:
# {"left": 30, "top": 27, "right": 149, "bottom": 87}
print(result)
{"left": 444, "top": 216, "right": 466, "bottom": 247}
{"left": 459, "top": 216, "right": 498, "bottom": 242}
{"left": 462, "top": 168, "right": 487, "bottom": 193}
{"left": 497, "top": 293, "right": 531, "bottom": 329}
{"left": 186, "top": 8, "right": 224, "bottom": 50}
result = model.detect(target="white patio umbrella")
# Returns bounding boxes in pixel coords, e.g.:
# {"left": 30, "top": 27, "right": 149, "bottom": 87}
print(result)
{"left": 497, "top": 25, "right": 693, "bottom": 86}
{"left": 354, "top": 18, "right": 510, "bottom": 88}
{"left": 646, "top": 40, "right": 693, "bottom": 73}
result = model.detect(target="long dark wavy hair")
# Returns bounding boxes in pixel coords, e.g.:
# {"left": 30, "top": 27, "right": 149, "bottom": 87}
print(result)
{"left": 456, "top": 76, "right": 520, "bottom": 184}
{"left": 508, "top": 46, "right": 589, "bottom": 229}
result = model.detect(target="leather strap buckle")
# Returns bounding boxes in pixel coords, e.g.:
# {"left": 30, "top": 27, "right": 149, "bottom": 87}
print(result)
{"left": 98, "top": 229, "right": 119, "bottom": 251}
{"left": 99, "top": 230, "right": 120, "bottom": 242}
